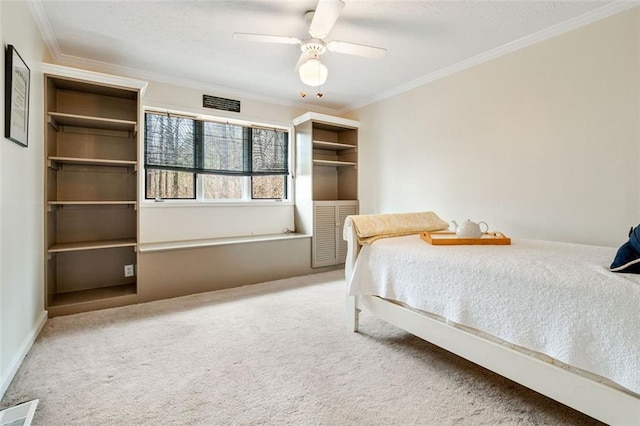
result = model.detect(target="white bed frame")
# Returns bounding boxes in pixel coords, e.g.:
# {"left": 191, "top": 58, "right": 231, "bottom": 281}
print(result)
{"left": 343, "top": 218, "right": 640, "bottom": 425}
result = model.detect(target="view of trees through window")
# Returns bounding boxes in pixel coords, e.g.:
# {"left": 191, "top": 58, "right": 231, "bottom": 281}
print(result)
{"left": 145, "top": 172, "right": 285, "bottom": 200}
{"left": 252, "top": 175, "right": 286, "bottom": 199}
{"left": 203, "top": 175, "right": 242, "bottom": 199}
{"left": 146, "top": 170, "right": 194, "bottom": 199}
{"left": 144, "top": 112, "right": 288, "bottom": 200}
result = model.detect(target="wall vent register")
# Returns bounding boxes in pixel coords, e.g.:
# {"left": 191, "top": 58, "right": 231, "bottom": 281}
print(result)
{"left": 202, "top": 94, "right": 241, "bottom": 113}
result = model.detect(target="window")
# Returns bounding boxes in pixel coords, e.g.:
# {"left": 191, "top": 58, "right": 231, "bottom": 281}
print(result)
{"left": 146, "top": 170, "right": 195, "bottom": 199}
{"left": 144, "top": 111, "right": 289, "bottom": 201}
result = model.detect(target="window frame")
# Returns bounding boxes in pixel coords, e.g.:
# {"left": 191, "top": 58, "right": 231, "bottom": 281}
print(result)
{"left": 142, "top": 107, "right": 293, "bottom": 205}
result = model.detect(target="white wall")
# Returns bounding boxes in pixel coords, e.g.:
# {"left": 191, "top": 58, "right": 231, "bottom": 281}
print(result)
{"left": 1, "top": 0, "right": 49, "bottom": 397}
{"left": 349, "top": 7, "right": 640, "bottom": 247}
{"left": 140, "top": 203, "right": 294, "bottom": 243}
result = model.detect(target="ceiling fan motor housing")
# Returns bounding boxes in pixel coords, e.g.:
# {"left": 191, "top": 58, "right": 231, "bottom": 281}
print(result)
{"left": 301, "top": 39, "right": 327, "bottom": 56}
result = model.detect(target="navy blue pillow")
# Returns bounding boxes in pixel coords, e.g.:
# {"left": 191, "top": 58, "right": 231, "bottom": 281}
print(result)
{"left": 610, "top": 225, "right": 640, "bottom": 274}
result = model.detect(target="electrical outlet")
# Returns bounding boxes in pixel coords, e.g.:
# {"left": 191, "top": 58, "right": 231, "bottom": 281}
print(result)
{"left": 124, "top": 264, "right": 135, "bottom": 277}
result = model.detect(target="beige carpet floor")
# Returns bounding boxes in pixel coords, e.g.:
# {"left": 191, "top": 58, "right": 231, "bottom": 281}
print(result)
{"left": 1, "top": 270, "right": 602, "bottom": 425}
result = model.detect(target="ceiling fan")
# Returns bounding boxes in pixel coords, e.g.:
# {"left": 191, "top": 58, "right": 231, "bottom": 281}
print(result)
{"left": 232, "top": 0, "right": 386, "bottom": 88}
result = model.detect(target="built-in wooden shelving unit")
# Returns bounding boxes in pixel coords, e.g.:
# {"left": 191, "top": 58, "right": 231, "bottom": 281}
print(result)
{"left": 294, "top": 112, "right": 359, "bottom": 268}
{"left": 43, "top": 64, "right": 147, "bottom": 317}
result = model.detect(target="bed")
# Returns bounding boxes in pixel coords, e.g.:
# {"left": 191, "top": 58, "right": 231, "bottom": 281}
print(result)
{"left": 343, "top": 214, "right": 640, "bottom": 425}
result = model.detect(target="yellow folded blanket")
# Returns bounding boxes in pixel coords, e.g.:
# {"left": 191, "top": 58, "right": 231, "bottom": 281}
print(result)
{"left": 348, "top": 211, "right": 449, "bottom": 244}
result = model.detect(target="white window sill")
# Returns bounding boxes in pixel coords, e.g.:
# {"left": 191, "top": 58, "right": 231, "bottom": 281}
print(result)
{"left": 138, "top": 232, "right": 310, "bottom": 253}
{"left": 140, "top": 199, "right": 294, "bottom": 208}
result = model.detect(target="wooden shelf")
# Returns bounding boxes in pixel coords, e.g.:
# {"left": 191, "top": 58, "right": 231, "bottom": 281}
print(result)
{"left": 48, "top": 200, "right": 136, "bottom": 206}
{"left": 48, "top": 238, "right": 137, "bottom": 253}
{"left": 48, "top": 283, "right": 137, "bottom": 314}
{"left": 48, "top": 156, "right": 137, "bottom": 168}
{"left": 49, "top": 283, "right": 136, "bottom": 307}
{"left": 48, "top": 112, "right": 137, "bottom": 132}
{"left": 313, "top": 140, "right": 356, "bottom": 151}
{"left": 313, "top": 159, "right": 357, "bottom": 167}
{"left": 47, "top": 75, "right": 141, "bottom": 100}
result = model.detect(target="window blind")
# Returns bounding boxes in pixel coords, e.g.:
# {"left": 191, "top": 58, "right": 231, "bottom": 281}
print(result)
{"left": 145, "top": 112, "right": 289, "bottom": 176}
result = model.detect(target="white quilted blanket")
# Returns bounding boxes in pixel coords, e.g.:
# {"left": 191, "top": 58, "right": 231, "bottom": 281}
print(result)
{"left": 347, "top": 235, "right": 640, "bottom": 395}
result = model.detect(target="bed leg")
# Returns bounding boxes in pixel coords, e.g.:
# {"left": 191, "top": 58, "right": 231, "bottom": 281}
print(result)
{"left": 346, "top": 296, "right": 360, "bottom": 332}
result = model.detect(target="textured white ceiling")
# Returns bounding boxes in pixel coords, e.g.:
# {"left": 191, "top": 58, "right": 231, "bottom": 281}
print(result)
{"left": 30, "top": 0, "right": 623, "bottom": 111}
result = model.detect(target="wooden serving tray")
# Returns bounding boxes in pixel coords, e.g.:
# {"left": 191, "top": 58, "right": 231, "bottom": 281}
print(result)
{"left": 421, "top": 231, "right": 511, "bottom": 245}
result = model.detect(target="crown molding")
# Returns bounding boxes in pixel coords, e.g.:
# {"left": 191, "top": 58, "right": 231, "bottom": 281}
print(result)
{"left": 339, "top": 1, "right": 640, "bottom": 114}
{"left": 25, "top": 0, "right": 62, "bottom": 60}
{"left": 27, "top": 0, "right": 637, "bottom": 117}
{"left": 41, "top": 63, "right": 148, "bottom": 94}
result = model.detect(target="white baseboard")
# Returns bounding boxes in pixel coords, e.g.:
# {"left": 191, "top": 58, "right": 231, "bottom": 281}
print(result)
{"left": 0, "top": 311, "right": 47, "bottom": 399}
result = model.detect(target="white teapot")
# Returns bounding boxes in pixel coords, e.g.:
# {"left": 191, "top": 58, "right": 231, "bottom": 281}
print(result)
{"left": 451, "top": 219, "right": 489, "bottom": 238}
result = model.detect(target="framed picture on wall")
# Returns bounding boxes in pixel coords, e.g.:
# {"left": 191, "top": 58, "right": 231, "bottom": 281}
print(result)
{"left": 4, "top": 44, "right": 30, "bottom": 147}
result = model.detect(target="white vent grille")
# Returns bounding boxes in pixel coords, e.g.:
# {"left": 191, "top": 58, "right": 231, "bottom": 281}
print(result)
{"left": 314, "top": 205, "right": 336, "bottom": 267}
{"left": 0, "top": 399, "right": 39, "bottom": 426}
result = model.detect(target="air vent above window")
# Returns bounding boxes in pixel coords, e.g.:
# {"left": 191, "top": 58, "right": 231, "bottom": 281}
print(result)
{"left": 203, "top": 95, "right": 240, "bottom": 113}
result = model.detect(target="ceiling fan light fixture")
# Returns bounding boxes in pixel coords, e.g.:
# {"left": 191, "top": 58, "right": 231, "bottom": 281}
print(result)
{"left": 299, "top": 57, "right": 328, "bottom": 87}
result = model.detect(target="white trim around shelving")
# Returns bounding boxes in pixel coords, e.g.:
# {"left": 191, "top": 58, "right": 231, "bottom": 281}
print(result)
{"left": 41, "top": 63, "right": 148, "bottom": 95}
{"left": 293, "top": 112, "right": 359, "bottom": 128}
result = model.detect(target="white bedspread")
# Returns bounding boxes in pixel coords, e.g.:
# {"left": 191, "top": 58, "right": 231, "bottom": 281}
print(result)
{"left": 347, "top": 235, "right": 640, "bottom": 395}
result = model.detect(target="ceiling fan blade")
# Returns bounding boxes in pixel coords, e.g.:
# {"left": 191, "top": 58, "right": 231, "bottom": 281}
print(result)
{"left": 326, "top": 41, "right": 387, "bottom": 58}
{"left": 293, "top": 52, "right": 310, "bottom": 72}
{"left": 232, "top": 33, "right": 301, "bottom": 45}
{"left": 309, "top": 0, "right": 345, "bottom": 39}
